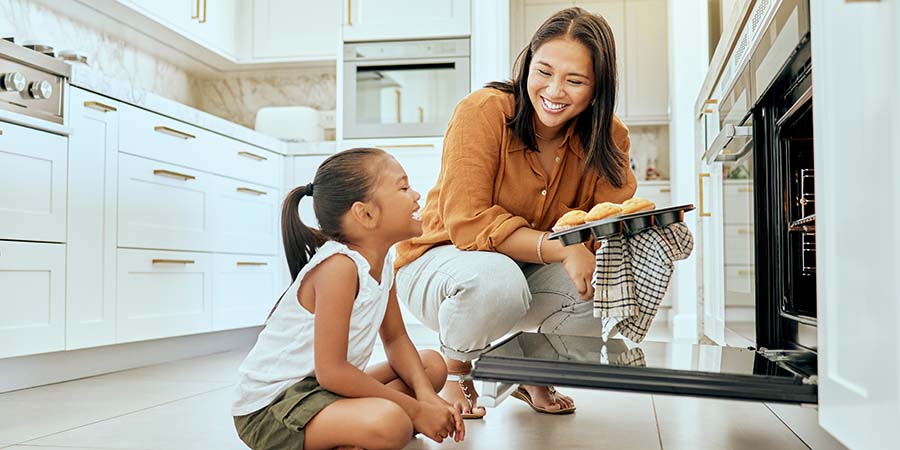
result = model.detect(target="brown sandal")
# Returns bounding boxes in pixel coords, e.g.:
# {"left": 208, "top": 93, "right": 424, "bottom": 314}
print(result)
{"left": 446, "top": 373, "right": 486, "bottom": 420}
{"left": 511, "top": 386, "right": 576, "bottom": 415}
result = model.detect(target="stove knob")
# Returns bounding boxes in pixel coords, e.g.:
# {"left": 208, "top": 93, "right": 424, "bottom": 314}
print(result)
{"left": 28, "top": 80, "right": 52, "bottom": 100}
{"left": 1, "top": 72, "right": 26, "bottom": 92}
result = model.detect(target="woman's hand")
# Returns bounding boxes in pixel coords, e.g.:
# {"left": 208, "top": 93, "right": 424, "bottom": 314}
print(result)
{"left": 561, "top": 243, "right": 596, "bottom": 301}
{"left": 412, "top": 400, "right": 465, "bottom": 443}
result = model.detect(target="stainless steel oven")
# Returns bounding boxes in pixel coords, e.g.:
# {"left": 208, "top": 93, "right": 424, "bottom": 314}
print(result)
{"left": 342, "top": 38, "right": 470, "bottom": 139}
{"left": 472, "top": 0, "right": 820, "bottom": 407}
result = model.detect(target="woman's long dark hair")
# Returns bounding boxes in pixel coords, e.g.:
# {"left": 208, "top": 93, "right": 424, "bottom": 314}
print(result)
{"left": 281, "top": 147, "right": 387, "bottom": 281}
{"left": 486, "top": 7, "right": 628, "bottom": 188}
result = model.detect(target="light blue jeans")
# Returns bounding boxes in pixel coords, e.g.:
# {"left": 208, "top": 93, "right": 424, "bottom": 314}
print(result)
{"left": 395, "top": 245, "right": 604, "bottom": 362}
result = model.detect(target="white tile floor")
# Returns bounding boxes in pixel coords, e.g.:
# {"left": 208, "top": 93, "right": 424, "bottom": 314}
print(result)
{"left": 0, "top": 324, "right": 845, "bottom": 450}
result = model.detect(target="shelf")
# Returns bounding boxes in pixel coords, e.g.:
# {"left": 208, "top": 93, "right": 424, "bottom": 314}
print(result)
{"left": 789, "top": 214, "right": 816, "bottom": 232}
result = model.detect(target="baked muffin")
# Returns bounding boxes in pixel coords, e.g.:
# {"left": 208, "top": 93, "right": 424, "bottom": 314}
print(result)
{"left": 585, "top": 202, "right": 624, "bottom": 222}
{"left": 553, "top": 210, "right": 587, "bottom": 231}
{"left": 621, "top": 197, "right": 656, "bottom": 214}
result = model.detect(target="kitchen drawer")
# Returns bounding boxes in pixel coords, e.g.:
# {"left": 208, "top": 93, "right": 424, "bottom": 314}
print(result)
{"left": 723, "top": 181, "right": 754, "bottom": 224}
{"left": 118, "top": 104, "right": 212, "bottom": 172}
{"left": 724, "top": 224, "right": 755, "bottom": 265}
{"left": 212, "top": 254, "right": 279, "bottom": 330}
{"left": 0, "top": 120, "right": 67, "bottom": 242}
{"left": 116, "top": 248, "right": 213, "bottom": 343}
{"left": 0, "top": 241, "right": 66, "bottom": 358}
{"left": 213, "top": 178, "right": 280, "bottom": 255}
{"left": 217, "top": 136, "right": 283, "bottom": 189}
{"left": 118, "top": 154, "right": 215, "bottom": 252}
{"left": 724, "top": 265, "right": 755, "bottom": 306}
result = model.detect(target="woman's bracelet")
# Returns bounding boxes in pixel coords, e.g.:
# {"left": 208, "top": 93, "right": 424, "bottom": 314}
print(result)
{"left": 536, "top": 232, "right": 548, "bottom": 265}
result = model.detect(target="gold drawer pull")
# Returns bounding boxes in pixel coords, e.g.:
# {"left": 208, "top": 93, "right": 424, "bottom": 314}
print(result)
{"left": 699, "top": 173, "right": 711, "bottom": 217}
{"left": 383, "top": 143, "right": 435, "bottom": 149}
{"left": 347, "top": 0, "right": 352, "bottom": 25}
{"left": 238, "top": 151, "right": 268, "bottom": 161}
{"left": 737, "top": 228, "right": 754, "bottom": 234}
{"left": 153, "top": 169, "right": 196, "bottom": 181}
{"left": 152, "top": 259, "right": 195, "bottom": 265}
{"left": 737, "top": 269, "right": 754, "bottom": 276}
{"left": 237, "top": 187, "right": 267, "bottom": 196}
{"left": 738, "top": 187, "right": 753, "bottom": 193}
{"left": 0, "top": 129, "right": 3, "bottom": 136}
{"left": 660, "top": 188, "right": 671, "bottom": 193}
{"left": 237, "top": 261, "right": 268, "bottom": 267}
{"left": 84, "top": 101, "right": 117, "bottom": 112}
{"left": 154, "top": 125, "right": 195, "bottom": 140}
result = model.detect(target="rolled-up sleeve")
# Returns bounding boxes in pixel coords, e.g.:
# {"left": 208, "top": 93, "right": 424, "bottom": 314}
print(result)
{"left": 439, "top": 97, "right": 530, "bottom": 251}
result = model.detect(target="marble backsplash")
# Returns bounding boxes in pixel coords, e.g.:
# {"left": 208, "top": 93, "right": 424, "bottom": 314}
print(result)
{"left": 2, "top": 0, "right": 336, "bottom": 132}
{"left": 0, "top": 0, "right": 196, "bottom": 106}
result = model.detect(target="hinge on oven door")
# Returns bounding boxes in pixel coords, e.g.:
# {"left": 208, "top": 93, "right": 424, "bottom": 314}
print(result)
{"left": 757, "top": 347, "right": 819, "bottom": 385}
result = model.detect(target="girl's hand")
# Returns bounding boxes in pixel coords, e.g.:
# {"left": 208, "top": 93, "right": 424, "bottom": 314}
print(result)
{"left": 561, "top": 243, "right": 596, "bottom": 301}
{"left": 412, "top": 400, "right": 465, "bottom": 443}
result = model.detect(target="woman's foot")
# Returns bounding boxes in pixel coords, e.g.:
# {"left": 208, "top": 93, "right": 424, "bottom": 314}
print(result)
{"left": 513, "top": 385, "right": 576, "bottom": 414}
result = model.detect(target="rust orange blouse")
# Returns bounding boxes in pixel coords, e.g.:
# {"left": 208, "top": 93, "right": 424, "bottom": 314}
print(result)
{"left": 394, "top": 88, "right": 637, "bottom": 270}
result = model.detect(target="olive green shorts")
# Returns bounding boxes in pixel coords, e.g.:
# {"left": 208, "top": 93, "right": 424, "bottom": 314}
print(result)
{"left": 234, "top": 377, "right": 343, "bottom": 450}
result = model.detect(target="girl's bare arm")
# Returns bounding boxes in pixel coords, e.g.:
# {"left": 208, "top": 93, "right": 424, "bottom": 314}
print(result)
{"left": 379, "top": 287, "right": 440, "bottom": 399}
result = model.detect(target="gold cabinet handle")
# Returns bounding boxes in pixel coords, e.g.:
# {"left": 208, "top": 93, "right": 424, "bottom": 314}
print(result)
{"left": 347, "top": 0, "right": 352, "bottom": 25}
{"left": 738, "top": 187, "right": 753, "bottom": 193}
{"left": 0, "top": 129, "right": 3, "bottom": 136}
{"left": 660, "top": 188, "right": 671, "bottom": 193}
{"left": 237, "top": 261, "right": 268, "bottom": 267}
{"left": 153, "top": 169, "right": 196, "bottom": 181}
{"left": 737, "top": 269, "right": 754, "bottom": 276}
{"left": 192, "top": 0, "right": 199, "bottom": 19}
{"left": 152, "top": 259, "right": 195, "bottom": 265}
{"left": 200, "top": 0, "right": 207, "bottom": 23}
{"left": 84, "top": 101, "right": 117, "bottom": 112}
{"left": 699, "top": 173, "right": 711, "bottom": 217}
{"left": 238, "top": 151, "right": 268, "bottom": 161}
{"left": 737, "top": 228, "right": 754, "bottom": 234}
{"left": 237, "top": 187, "right": 267, "bottom": 196}
{"left": 154, "top": 125, "right": 195, "bottom": 140}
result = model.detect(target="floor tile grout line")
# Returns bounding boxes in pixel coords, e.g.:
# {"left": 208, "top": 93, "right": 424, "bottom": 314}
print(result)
{"left": 763, "top": 403, "right": 812, "bottom": 450}
{"left": 650, "top": 395, "right": 665, "bottom": 450}
{"left": 13, "top": 383, "right": 236, "bottom": 447}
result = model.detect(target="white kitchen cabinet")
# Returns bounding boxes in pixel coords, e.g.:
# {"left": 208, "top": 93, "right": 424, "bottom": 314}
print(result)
{"left": 66, "top": 89, "right": 121, "bottom": 350}
{"left": 118, "top": 154, "right": 215, "bottom": 252}
{"left": 343, "top": 0, "right": 471, "bottom": 42}
{"left": 0, "top": 241, "right": 66, "bottom": 359}
{"left": 623, "top": 0, "right": 668, "bottom": 123}
{"left": 213, "top": 177, "right": 280, "bottom": 255}
{"left": 699, "top": 162, "right": 725, "bottom": 344}
{"left": 723, "top": 180, "right": 754, "bottom": 308}
{"left": 0, "top": 120, "right": 67, "bottom": 243}
{"left": 212, "top": 254, "right": 279, "bottom": 330}
{"left": 217, "top": 136, "right": 284, "bottom": 189}
{"left": 253, "top": 0, "right": 339, "bottom": 61}
{"left": 812, "top": 1, "right": 900, "bottom": 447}
{"left": 516, "top": 0, "right": 668, "bottom": 124}
{"left": 116, "top": 248, "right": 213, "bottom": 343}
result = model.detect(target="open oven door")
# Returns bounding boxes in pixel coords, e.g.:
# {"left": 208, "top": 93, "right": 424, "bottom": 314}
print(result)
{"left": 472, "top": 332, "right": 817, "bottom": 406}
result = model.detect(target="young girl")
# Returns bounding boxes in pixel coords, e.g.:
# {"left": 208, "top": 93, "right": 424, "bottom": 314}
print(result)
{"left": 232, "top": 148, "right": 464, "bottom": 450}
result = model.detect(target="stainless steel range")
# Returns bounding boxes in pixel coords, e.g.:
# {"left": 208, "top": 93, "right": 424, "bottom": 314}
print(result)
{"left": 0, "top": 38, "right": 70, "bottom": 125}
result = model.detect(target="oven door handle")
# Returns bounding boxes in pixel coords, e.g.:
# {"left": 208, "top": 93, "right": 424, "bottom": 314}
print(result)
{"left": 702, "top": 124, "right": 752, "bottom": 164}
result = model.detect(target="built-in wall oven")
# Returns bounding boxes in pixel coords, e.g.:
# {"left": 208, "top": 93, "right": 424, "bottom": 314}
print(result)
{"left": 471, "top": 0, "right": 820, "bottom": 407}
{"left": 342, "top": 38, "right": 470, "bottom": 139}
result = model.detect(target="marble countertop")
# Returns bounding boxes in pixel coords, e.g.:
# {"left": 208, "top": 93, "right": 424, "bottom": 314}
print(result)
{"left": 69, "top": 65, "right": 287, "bottom": 154}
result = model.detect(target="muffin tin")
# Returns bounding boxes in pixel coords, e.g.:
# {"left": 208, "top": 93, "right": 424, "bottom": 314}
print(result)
{"left": 548, "top": 204, "right": 696, "bottom": 246}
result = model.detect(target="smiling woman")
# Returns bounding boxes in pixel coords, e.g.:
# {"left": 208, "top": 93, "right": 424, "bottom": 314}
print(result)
{"left": 393, "top": 7, "right": 636, "bottom": 419}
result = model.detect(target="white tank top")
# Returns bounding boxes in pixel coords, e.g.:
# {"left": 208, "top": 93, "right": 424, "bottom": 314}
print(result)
{"left": 231, "top": 241, "right": 394, "bottom": 416}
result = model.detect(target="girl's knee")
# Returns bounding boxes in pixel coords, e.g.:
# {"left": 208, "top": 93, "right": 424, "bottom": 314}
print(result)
{"left": 419, "top": 349, "right": 447, "bottom": 391}
{"left": 361, "top": 399, "right": 413, "bottom": 449}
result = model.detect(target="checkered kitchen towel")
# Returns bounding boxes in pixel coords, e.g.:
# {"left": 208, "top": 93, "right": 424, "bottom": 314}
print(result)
{"left": 593, "top": 222, "right": 694, "bottom": 343}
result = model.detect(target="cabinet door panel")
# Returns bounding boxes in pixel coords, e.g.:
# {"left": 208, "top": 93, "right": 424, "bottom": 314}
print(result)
{"left": 624, "top": 0, "right": 669, "bottom": 121}
{"left": 116, "top": 249, "right": 212, "bottom": 343}
{"left": 253, "top": 0, "right": 338, "bottom": 59}
{"left": 0, "top": 120, "right": 67, "bottom": 242}
{"left": 213, "top": 179, "right": 279, "bottom": 255}
{"left": 66, "top": 88, "right": 120, "bottom": 349}
{"left": 213, "top": 254, "right": 278, "bottom": 330}
{"left": 344, "top": 0, "right": 470, "bottom": 42}
{"left": 0, "top": 241, "right": 66, "bottom": 358}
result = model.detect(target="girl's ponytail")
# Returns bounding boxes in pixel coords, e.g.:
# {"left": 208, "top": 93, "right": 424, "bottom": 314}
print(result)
{"left": 281, "top": 183, "right": 326, "bottom": 281}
